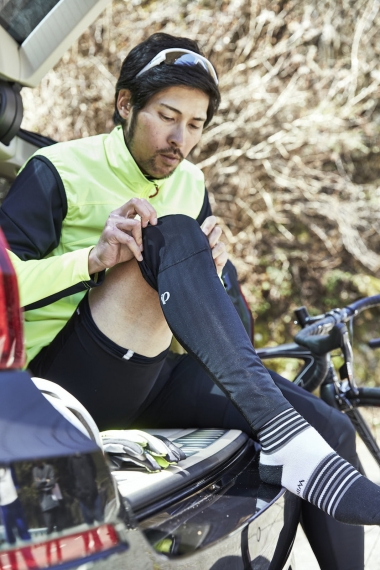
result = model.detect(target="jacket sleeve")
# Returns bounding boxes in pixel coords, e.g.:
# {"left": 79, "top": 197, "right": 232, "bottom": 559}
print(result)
{"left": 8, "top": 247, "right": 97, "bottom": 309}
{"left": 0, "top": 156, "right": 67, "bottom": 260}
{"left": 0, "top": 157, "right": 104, "bottom": 309}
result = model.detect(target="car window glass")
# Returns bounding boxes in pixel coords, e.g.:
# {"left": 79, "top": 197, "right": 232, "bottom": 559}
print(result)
{"left": 0, "top": 0, "right": 60, "bottom": 44}
{"left": 0, "top": 452, "right": 120, "bottom": 555}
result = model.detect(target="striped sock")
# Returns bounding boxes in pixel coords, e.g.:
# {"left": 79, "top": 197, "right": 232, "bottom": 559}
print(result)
{"left": 258, "top": 408, "right": 380, "bottom": 525}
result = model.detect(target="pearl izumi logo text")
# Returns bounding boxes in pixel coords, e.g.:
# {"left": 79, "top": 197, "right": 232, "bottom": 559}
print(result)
{"left": 161, "top": 292, "right": 170, "bottom": 305}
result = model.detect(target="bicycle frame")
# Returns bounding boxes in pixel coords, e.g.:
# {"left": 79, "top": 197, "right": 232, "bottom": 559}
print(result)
{"left": 257, "top": 296, "right": 380, "bottom": 473}
{"left": 256, "top": 343, "right": 329, "bottom": 389}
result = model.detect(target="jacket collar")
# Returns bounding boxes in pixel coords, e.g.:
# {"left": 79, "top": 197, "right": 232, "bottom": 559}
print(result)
{"left": 104, "top": 126, "right": 166, "bottom": 195}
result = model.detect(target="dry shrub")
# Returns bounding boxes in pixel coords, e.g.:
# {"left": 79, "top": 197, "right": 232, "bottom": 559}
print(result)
{"left": 22, "top": 0, "right": 380, "bottom": 356}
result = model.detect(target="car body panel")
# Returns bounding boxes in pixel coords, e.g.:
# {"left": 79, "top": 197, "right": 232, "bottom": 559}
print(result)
{"left": 0, "top": 0, "right": 111, "bottom": 88}
{"left": 0, "top": 0, "right": 111, "bottom": 176}
{"left": 0, "top": 374, "right": 300, "bottom": 569}
{"left": 136, "top": 439, "right": 300, "bottom": 569}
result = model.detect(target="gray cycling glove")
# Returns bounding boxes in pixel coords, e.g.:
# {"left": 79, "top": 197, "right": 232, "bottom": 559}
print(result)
{"left": 101, "top": 429, "right": 186, "bottom": 473}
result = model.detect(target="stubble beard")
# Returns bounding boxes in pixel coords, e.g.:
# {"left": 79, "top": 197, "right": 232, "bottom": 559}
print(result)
{"left": 124, "top": 115, "right": 184, "bottom": 180}
{"left": 143, "top": 150, "right": 184, "bottom": 180}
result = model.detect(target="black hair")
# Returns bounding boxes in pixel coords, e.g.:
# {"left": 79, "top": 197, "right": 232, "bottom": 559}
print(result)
{"left": 113, "top": 33, "right": 220, "bottom": 128}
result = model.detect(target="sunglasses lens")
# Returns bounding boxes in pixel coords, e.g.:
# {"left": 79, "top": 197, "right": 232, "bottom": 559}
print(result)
{"left": 172, "top": 53, "right": 209, "bottom": 73}
{"left": 164, "top": 51, "right": 189, "bottom": 63}
{"left": 137, "top": 49, "right": 218, "bottom": 84}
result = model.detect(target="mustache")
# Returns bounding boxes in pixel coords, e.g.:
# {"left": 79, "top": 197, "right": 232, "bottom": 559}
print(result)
{"left": 156, "top": 147, "right": 184, "bottom": 161}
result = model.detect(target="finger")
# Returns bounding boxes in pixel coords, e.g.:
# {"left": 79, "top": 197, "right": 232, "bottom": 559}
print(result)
{"left": 108, "top": 215, "right": 140, "bottom": 230}
{"left": 116, "top": 199, "right": 158, "bottom": 228}
{"left": 108, "top": 216, "right": 143, "bottom": 246}
{"left": 201, "top": 215, "right": 217, "bottom": 236}
{"left": 211, "top": 241, "right": 226, "bottom": 260}
{"left": 111, "top": 227, "right": 143, "bottom": 261}
{"left": 130, "top": 221, "right": 143, "bottom": 250}
{"left": 208, "top": 226, "right": 222, "bottom": 249}
{"left": 112, "top": 198, "right": 147, "bottom": 218}
{"left": 113, "top": 216, "right": 143, "bottom": 246}
{"left": 129, "top": 200, "right": 157, "bottom": 228}
{"left": 214, "top": 249, "right": 228, "bottom": 273}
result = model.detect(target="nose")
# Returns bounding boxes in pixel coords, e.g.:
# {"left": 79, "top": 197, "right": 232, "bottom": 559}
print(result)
{"left": 168, "top": 123, "right": 185, "bottom": 149}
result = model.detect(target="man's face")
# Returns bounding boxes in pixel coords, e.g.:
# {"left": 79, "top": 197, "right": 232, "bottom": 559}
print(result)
{"left": 118, "top": 86, "right": 209, "bottom": 179}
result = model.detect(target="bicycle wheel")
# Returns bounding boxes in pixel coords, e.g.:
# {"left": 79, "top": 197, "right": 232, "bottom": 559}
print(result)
{"left": 347, "top": 387, "right": 380, "bottom": 484}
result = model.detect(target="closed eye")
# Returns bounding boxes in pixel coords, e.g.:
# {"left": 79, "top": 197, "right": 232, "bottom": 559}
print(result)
{"left": 159, "top": 113, "right": 173, "bottom": 122}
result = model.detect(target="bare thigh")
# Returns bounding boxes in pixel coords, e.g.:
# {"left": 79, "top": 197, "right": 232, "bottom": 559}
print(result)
{"left": 89, "top": 259, "right": 172, "bottom": 357}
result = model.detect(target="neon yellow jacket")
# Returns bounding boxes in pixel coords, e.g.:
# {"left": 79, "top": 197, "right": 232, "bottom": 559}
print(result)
{"left": 4, "top": 126, "right": 206, "bottom": 363}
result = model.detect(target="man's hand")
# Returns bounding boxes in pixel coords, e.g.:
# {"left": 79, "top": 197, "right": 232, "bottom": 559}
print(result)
{"left": 89, "top": 198, "right": 157, "bottom": 274}
{"left": 201, "top": 216, "right": 228, "bottom": 275}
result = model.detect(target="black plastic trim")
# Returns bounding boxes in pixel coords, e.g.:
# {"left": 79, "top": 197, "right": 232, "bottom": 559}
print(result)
{"left": 0, "top": 81, "right": 23, "bottom": 145}
{"left": 133, "top": 438, "right": 255, "bottom": 521}
{"left": 18, "top": 128, "right": 57, "bottom": 148}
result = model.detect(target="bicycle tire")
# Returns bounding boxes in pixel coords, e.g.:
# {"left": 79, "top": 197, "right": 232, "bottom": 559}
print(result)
{"left": 346, "top": 387, "right": 380, "bottom": 484}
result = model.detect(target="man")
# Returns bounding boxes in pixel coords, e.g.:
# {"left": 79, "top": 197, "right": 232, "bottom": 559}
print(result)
{"left": 32, "top": 461, "right": 63, "bottom": 534}
{"left": 1, "top": 33, "right": 380, "bottom": 570}
{"left": 68, "top": 454, "right": 103, "bottom": 526}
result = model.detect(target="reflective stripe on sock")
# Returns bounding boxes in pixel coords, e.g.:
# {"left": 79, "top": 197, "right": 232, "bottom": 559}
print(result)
{"left": 258, "top": 408, "right": 309, "bottom": 453}
{"left": 258, "top": 410, "right": 359, "bottom": 514}
{"left": 304, "top": 453, "right": 361, "bottom": 516}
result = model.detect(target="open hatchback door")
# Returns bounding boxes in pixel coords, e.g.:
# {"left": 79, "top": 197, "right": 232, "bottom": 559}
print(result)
{"left": 0, "top": 0, "right": 110, "bottom": 179}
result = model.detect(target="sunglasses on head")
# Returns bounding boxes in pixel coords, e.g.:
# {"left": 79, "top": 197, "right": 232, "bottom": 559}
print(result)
{"left": 136, "top": 48, "right": 218, "bottom": 85}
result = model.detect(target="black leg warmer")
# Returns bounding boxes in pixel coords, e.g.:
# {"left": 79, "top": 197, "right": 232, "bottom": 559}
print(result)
{"left": 139, "top": 215, "right": 380, "bottom": 528}
{"left": 138, "top": 214, "right": 290, "bottom": 432}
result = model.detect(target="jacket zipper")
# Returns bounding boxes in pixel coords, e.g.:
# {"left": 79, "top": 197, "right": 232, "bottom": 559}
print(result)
{"left": 149, "top": 183, "right": 159, "bottom": 198}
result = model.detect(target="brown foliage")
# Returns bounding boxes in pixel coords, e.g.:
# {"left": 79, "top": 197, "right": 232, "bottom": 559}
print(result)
{"left": 22, "top": 0, "right": 380, "bottom": 351}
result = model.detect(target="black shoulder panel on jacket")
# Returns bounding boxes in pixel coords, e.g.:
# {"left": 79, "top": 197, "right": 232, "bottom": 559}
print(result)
{"left": 0, "top": 156, "right": 67, "bottom": 260}
{"left": 196, "top": 189, "right": 213, "bottom": 224}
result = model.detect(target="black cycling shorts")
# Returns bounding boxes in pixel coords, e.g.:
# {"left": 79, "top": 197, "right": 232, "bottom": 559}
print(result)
{"left": 29, "top": 294, "right": 169, "bottom": 430}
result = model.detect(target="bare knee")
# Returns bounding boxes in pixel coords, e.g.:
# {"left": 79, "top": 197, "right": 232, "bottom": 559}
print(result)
{"left": 88, "top": 259, "right": 172, "bottom": 357}
{"left": 90, "top": 259, "right": 156, "bottom": 304}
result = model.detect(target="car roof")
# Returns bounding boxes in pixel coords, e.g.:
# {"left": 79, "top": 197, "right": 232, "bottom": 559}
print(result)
{"left": 0, "top": 0, "right": 110, "bottom": 88}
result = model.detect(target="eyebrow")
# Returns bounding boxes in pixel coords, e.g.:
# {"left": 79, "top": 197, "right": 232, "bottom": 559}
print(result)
{"left": 160, "top": 103, "right": 206, "bottom": 122}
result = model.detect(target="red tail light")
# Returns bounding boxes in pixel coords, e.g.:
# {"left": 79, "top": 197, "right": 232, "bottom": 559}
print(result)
{"left": 0, "top": 228, "right": 25, "bottom": 368}
{"left": 0, "top": 524, "right": 121, "bottom": 569}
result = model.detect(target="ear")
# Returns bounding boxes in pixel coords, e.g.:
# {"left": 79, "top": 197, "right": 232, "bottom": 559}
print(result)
{"left": 117, "top": 89, "right": 132, "bottom": 120}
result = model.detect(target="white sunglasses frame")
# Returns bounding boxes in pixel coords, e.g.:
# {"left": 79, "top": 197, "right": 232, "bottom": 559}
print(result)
{"left": 136, "top": 48, "right": 218, "bottom": 85}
